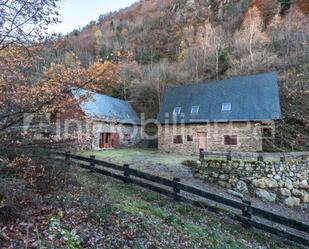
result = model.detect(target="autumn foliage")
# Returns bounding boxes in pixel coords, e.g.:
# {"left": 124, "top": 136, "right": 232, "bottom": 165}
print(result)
{"left": 86, "top": 60, "right": 119, "bottom": 94}
{"left": 65, "top": 0, "right": 309, "bottom": 151}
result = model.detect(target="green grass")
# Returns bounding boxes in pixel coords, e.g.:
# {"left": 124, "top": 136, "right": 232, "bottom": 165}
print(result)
{"left": 79, "top": 148, "right": 295, "bottom": 166}
{"left": 79, "top": 148, "right": 194, "bottom": 167}
{"left": 75, "top": 170, "right": 300, "bottom": 249}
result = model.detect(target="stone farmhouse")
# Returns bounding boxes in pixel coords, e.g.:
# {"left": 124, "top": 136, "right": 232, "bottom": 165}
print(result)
{"left": 57, "top": 89, "right": 142, "bottom": 150}
{"left": 157, "top": 72, "right": 281, "bottom": 155}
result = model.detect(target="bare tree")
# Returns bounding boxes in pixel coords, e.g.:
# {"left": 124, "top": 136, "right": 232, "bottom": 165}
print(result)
{"left": 201, "top": 24, "right": 227, "bottom": 79}
{"left": 0, "top": 0, "right": 60, "bottom": 50}
{"left": 233, "top": 5, "right": 269, "bottom": 65}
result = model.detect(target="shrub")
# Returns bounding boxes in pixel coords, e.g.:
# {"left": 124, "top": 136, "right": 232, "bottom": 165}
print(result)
{"left": 182, "top": 160, "right": 199, "bottom": 168}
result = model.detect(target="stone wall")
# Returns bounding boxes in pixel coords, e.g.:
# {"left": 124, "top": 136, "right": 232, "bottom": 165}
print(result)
{"left": 191, "top": 159, "right": 309, "bottom": 208}
{"left": 92, "top": 122, "right": 142, "bottom": 149}
{"left": 158, "top": 122, "right": 263, "bottom": 155}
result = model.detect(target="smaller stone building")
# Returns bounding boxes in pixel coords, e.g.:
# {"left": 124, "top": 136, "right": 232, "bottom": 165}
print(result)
{"left": 157, "top": 72, "right": 281, "bottom": 155}
{"left": 76, "top": 90, "right": 142, "bottom": 150}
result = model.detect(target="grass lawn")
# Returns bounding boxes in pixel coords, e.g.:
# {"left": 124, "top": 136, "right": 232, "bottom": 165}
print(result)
{"left": 74, "top": 169, "right": 300, "bottom": 248}
{"left": 79, "top": 148, "right": 286, "bottom": 166}
{"left": 80, "top": 148, "right": 195, "bottom": 167}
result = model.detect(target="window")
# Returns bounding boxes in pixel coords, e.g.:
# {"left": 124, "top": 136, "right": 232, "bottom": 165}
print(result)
{"left": 224, "top": 135, "right": 238, "bottom": 145}
{"left": 173, "top": 107, "right": 181, "bottom": 115}
{"left": 222, "top": 103, "right": 232, "bottom": 112}
{"left": 187, "top": 135, "right": 193, "bottom": 142}
{"left": 124, "top": 134, "right": 131, "bottom": 141}
{"left": 173, "top": 135, "right": 183, "bottom": 144}
{"left": 191, "top": 106, "right": 199, "bottom": 114}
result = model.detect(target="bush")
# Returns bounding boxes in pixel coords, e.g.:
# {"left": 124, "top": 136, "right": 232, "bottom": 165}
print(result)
{"left": 182, "top": 160, "right": 200, "bottom": 168}
{"left": 0, "top": 177, "right": 33, "bottom": 225}
{"left": 0, "top": 153, "right": 78, "bottom": 226}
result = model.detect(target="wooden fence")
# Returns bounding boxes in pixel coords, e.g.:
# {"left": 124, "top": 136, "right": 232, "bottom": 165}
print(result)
{"left": 199, "top": 150, "right": 309, "bottom": 162}
{"left": 51, "top": 151, "right": 309, "bottom": 247}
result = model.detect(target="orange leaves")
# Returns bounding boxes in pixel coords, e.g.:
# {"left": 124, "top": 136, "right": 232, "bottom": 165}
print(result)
{"left": 0, "top": 39, "right": 119, "bottom": 133}
{"left": 296, "top": 0, "right": 309, "bottom": 14}
{"left": 0, "top": 44, "right": 87, "bottom": 131}
{"left": 85, "top": 60, "right": 119, "bottom": 94}
{"left": 8, "top": 156, "right": 46, "bottom": 189}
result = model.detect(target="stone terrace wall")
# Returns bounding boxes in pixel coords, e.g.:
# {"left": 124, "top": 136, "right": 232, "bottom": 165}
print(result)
{"left": 191, "top": 160, "right": 309, "bottom": 208}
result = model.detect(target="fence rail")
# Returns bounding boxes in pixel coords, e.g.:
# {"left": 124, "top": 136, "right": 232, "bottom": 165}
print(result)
{"left": 51, "top": 151, "right": 309, "bottom": 246}
{"left": 199, "top": 150, "right": 309, "bottom": 162}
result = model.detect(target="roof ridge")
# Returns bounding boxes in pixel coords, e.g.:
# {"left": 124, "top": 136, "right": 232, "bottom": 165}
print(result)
{"left": 167, "top": 71, "right": 277, "bottom": 90}
{"left": 87, "top": 90, "right": 129, "bottom": 103}
{"left": 74, "top": 88, "right": 132, "bottom": 104}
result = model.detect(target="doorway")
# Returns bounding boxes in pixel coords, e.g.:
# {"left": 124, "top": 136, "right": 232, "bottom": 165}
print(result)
{"left": 100, "top": 133, "right": 111, "bottom": 148}
{"left": 197, "top": 132, "right": 207, "bottom": 153}
{"left": 99, "top": 133, "right": 120, "bottom": 149}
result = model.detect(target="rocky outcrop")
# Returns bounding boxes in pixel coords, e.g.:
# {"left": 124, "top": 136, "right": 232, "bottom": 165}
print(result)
{"left": 190, "top": 159, "right": 309, "bottom": 208}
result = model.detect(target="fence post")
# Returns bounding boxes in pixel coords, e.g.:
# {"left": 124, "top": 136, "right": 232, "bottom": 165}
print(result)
{"left": 242, "top": 199, "right": 252, "bottom": 225}
{"left": 257, "top": 155, "right": 263, "bottom": 162}
{"left": 90, "top": 155, "right": 95, "bottom": 173}
{"left": 65, "top": 151, "right": 71, "bottom": 165}
{"left": 227, "top": 152, "right": 232, "bottom": 161}
{"left": 199, "top": 149, "right": 204, "bottom": 161}
{"left": 123, "top": 164, "right": 130, "bottom": 183}
{"left": 173, "top": 178, "right": 181, "bottom": 201}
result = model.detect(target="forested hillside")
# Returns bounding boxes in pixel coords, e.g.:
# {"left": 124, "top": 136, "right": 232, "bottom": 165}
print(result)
{"left": 0, "top": 1, "right": 309, "bottom": 247}
{"left": 61, "top": 0, "right": 309, "bottom": 151}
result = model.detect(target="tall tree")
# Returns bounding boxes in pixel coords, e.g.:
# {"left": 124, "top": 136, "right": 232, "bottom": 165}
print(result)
{"left": 94, "top": 29, "right": 103, "bottom": 57}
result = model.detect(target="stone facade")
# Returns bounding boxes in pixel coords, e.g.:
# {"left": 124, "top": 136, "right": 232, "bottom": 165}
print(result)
{"left": 190, "top": 159, "right": 309, "bottom": 208}
{"left": 158, "top": 122, "right": 264, "bottom": 155}
{"left": 92, "top": 121, "right": 142, "bottom": 150}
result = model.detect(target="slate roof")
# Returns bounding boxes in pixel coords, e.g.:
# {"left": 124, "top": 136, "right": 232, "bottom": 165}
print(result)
{"left": 157, "top": 72, "right": 281, "bottom": 124}
{"left": 74, "top": 89, "right": 140, "bottom": 124}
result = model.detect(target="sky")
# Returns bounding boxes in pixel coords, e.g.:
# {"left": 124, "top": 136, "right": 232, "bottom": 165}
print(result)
{"left": 49, "top": 0, "right": 137, "bottom": 34}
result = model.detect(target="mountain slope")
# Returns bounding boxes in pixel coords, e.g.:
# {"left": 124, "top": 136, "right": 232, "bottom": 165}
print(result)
{"left": 69, "top": 0, "right": 307, "bottom": 64}
{"left": 65, "top": 0, "right": 309, "bottom": 151}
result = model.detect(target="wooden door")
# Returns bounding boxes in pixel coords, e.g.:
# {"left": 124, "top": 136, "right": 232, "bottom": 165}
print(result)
{"left": 112, "top": 133, "right": 120, "bottom": 148}
{"left": 99, "top": 133, "right": 104, "bottom": 148}
{"left": 99, "top": 133, "right": 112, "bottom": 148}
{"left": 197, "top": 132, "right": 207, "bottom": 153}
{"left": 105, "top": 133, "right": 112, "bottom": 148}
